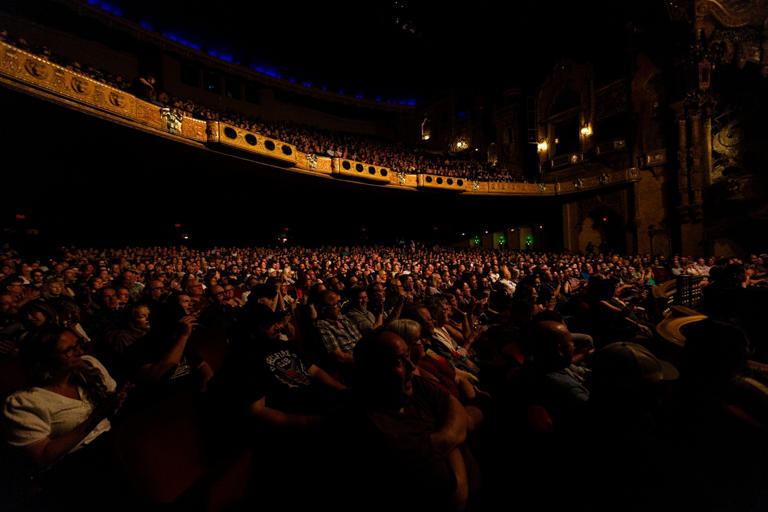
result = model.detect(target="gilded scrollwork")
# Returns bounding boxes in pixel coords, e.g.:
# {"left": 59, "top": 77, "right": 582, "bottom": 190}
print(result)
{"left": 1, "top": 47, "right": 20, "bottom": 74}
{"left": 52, "top": 69, "right": 66, "bottom": 90}
{"left": 160, "top": 108, "right": 183, "bottom": 134}
{"left": 206, "top": 120, "right": 220, "bottom": 141}
{"left": 711, "top": 113, "right": 743, "bottom": 180}
{"left": 696, "top": 0, "right": 767, "bottom": 29}
{"left": 70, "top": 76, "right": 91, "bottom": 95}
{"left": 108, "top": 91, "right": 126, "bottom": 108}
{"left": 307, "top": 153, "right": 318, "bottom": 170}
{"left": 23, "top": 58, "right": 49, "bottom": 80}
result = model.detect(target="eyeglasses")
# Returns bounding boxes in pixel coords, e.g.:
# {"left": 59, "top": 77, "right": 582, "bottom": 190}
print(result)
{"left": 59, "top": 338, "right": 84, "bottom": 357}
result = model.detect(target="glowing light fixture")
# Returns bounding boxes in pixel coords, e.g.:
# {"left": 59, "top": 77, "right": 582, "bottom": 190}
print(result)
{"left": 580, "top": 125, "right": 592, "bottom": 136}
{"left": 537, "top": 141, "right": 548, "bottom": 152}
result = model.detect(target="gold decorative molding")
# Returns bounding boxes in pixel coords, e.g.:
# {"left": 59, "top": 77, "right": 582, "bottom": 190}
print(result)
{"left": 206, "top": 121, "right": 298, "bottom": 165}
{"left": 0, "top": 41, "right": 646, "bottom": 199}
{"left": 331, "top": 158, "right": 391, "bottom": 183}
{"left": 417, "top": 174, "right": 468, "bottom": 191}
{"left": 300, "top": 153, "right": 332, "bottom": 174}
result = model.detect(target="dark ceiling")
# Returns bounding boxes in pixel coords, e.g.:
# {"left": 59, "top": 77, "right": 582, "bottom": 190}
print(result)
{"left": 26, "top": 0, "right": 675, "bottom": 99}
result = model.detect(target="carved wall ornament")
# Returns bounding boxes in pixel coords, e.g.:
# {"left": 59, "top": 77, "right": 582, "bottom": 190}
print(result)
{"left": 712, "top": 115, "right": 743, "bottom": 180}
{"left": 472, "top": 180, "right": 481, "bottom": 192}
{"left": 398, "top": 172, "right": 407, "bottom": 186}
{"left": 161, "top": 108, "right": 183, "bottom": 134}
{"left": 23, "top": 58, "right": 49, "bottom": 79}
{"left": 696, "top": 0, "right": 767, "bottom": 29}
{"left": 52, "top": 69, "right": 66, "bottom": 90}
{"left": 307, "top": 153, "right": 318, "bottom": 170}
{"left": 108, "top": 91, "right": 126, "bottom": 108}
{"left": 206, "top": 121, "right": 220, "bottom": 140}
{"left": 573, "top": 178, "right": 584, "bottom": 191}
{"left": 1, "top": 48, "right": 20, "bottom": 74}
{"left": 70, "top": 76, "right": 90, "bottom": 95}
{"left": 598, "top": 172, "right": 610, "bottom": 185}
{"left": 538, "top": 182, "right": 546, "bottom": 192}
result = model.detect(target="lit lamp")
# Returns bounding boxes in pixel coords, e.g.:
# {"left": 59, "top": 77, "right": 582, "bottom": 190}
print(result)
{"left": 580, "top": 125, "right": 592, "bottom": 137}
{"left": 537, "top": 140, "right": 548, "bottom": 152}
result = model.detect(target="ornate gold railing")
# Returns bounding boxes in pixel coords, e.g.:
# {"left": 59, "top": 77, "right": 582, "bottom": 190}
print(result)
{"left": 0, "top": 40, "right": 642, "bottom": 196}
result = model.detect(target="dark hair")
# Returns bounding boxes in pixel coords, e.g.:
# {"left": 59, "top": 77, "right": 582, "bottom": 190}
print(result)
{"left": 20, "top": 326, "right": 110, "bottom": 406}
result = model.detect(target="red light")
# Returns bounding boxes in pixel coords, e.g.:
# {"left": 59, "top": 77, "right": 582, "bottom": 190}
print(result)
{"left": 15, "top": 214, "right": 25, "bottom": 220}
{"left": 433, "top": 226, "right": 439, "bottom": 231}
{"left": 602, "top": 217, "right": 607, "bottom": 222}
{"left": 361, "top": 227, "right": 367, "bottom": 232}
{"left": 174, "top": 223, "right": 181, "bottom": 228}
{"left": 283, "top": 227, "right": 289, "bottom": 232}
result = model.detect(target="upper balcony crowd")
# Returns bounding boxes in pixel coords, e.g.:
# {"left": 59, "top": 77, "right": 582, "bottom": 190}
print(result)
{"left": 0, "top": 28, "right": 521, "bottom": 183}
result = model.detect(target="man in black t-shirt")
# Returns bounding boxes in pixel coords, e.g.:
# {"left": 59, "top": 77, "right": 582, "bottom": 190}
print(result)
{"left": 213, "top": 304, "right": 347, "bottom": 427}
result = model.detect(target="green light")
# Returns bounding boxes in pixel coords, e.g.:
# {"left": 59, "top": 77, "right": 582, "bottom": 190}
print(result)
{"left": 525, "top": 235, "right": 534, "bottom": 246}
{"left": 498, "top": 235, "right": 506, "bottom": 245}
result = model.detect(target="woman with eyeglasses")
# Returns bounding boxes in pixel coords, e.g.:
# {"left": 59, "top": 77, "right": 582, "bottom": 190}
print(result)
{"left": 3, "top": 326, "right": 129, "bottom": 508}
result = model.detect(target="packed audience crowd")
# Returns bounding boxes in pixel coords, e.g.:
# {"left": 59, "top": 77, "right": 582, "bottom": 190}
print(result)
{"left": 1, "top": 28, "right": 520, "bottom": 182}
{"left": 1, "top": 242, "right": 767, "bottom": 511}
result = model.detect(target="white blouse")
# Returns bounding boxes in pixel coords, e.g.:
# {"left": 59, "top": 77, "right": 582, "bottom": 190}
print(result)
{"left": 3, "top": 355, "right": 116, "bottom": 454}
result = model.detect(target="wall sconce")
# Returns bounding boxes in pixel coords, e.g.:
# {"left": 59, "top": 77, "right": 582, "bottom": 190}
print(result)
{"left": 537, "top": 140, "right": 548, "bottom": 152}
{"left": 580, "top": 125, "right": 592, "bottom": 137}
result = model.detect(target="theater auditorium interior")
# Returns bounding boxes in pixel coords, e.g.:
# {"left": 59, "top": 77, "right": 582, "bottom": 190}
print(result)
{"left": 1, "top": 0, "right": 768, "bottom": 510}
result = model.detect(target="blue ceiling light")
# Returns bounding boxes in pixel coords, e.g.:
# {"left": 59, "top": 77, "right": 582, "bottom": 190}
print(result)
{"left": 407, "top": 99, "right": 417, "bottom": 106}
{"left": 303, "top": 82, "right": 312, "bottom": 87}
{"left": 139, "top": 21, "right": 153, "bottom": 30}
{"left": 355, "top": 94, "right": 363, "bottom": 99}
{"left": 376, "top": 97, "right": 382, "bottom": 102}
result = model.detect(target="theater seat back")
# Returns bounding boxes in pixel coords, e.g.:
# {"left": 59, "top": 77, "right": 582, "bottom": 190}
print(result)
{"left": 114, "top": 392, "right": 206, "bottom": 503}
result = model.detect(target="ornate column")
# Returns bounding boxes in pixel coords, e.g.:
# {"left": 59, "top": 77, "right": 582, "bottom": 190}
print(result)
{"left": 676, "top": 116, "right": 690, "bottom": 220}
{"left": 689, "top": 110, "right": 705, "bottom": 218}
{"left": 703, "top": 115, "right": 713, "bottom": 186}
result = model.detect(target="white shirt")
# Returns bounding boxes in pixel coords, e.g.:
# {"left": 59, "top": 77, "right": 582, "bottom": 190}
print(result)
{"left": 3, "top": 356, "right": 116, "bottom": 456}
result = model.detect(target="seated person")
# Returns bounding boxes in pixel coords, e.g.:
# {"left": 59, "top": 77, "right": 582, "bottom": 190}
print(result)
{"left": 3, "top": 326, "right": 128, "bottom": 508}
{"left": 123, "top": 293, "right": 213, "bottom": 398}
{"left": 325, "top": 330, "right": 477, "bottom": 512}
{"left": 424, "top": 298, "right": 480, "bottom": 377}
{"left": 524, "top": 320, "right": 589, "bottom": 429}
{"left": 315, "top": 290, "right": 362, "bottom": 367}
{"left": 383, "top": 319, "right": 485, "bottom": 430}
{"left": 343, "top": 286, "right": 382, "bottom": 334}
